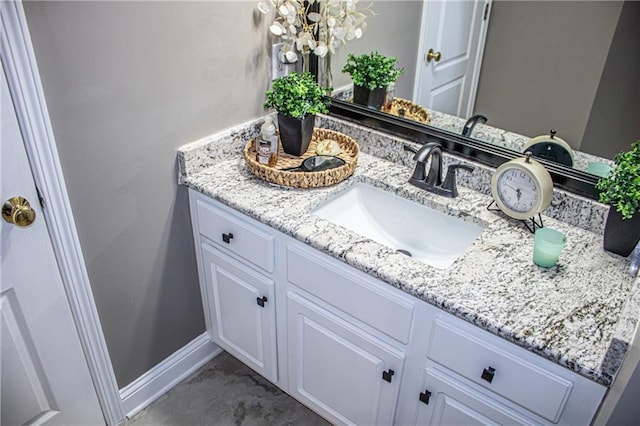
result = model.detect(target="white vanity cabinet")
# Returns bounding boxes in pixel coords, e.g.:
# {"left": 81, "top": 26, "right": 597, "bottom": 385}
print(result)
{"left": 414, "top": 364, "right": 540, "bottom": 425}
{"left": 285, "top": 243, "right": 415, "bottom": 425}
{"left": 287, "top": 292, "right": 405, "bottom": 425}
{"left": 190, "top": 194, "right": 278, "bottom": 383}
{"left": 411, "top": 314, "right": 606, "bottom": 426}
{"left": 188, "top": 189, "right": 607, "bottom": 426}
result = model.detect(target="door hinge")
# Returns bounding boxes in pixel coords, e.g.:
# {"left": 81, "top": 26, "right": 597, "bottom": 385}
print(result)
{"left": 35, "top": 186, "right": 45, "bottom": 209}
{"left": 483, "top": 2, "right": 490, "bottom": 20}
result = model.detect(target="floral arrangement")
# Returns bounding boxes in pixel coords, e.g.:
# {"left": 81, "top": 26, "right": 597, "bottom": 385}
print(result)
{"left": 257, "top": 0, "right": 374, "bottom": 63}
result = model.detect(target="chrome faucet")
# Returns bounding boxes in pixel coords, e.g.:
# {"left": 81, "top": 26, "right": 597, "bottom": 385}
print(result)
{"left": 403, "top": 143, "right": 474, "bottom": 198}
{"left": 462, "top": 114, "right": 488, "bottom": 137}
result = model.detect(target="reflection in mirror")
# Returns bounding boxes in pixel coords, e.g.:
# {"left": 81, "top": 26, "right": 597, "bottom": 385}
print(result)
{"left": 328, "top": 0, "right": 640, "bottom": 177}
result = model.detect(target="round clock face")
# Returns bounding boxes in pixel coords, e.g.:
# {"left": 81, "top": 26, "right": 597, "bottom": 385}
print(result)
{"left": 490, "top": 157, "right": 554, "bottom": 220}
{"left": 495, "top": 168, "right": 538, "bottom": 214}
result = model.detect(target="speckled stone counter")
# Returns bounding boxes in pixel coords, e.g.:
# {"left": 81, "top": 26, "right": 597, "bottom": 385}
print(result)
{"left": 178, "top": 115, "right": 639, "bottom": 387}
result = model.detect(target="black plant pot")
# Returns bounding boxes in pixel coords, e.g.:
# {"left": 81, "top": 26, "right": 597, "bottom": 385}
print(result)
{"left": 277, "top": 113, "right": 315, "bottom": 156}
{"left": 353, "top": 85, "right": 387, "bottom": 110}
{"left": 603, "top": 209, "right": 640, "bottom": 256}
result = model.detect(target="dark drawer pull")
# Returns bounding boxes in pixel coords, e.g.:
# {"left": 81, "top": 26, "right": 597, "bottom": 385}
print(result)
{"left": 419, "top": 390, "right": 432, "bottom": 405}
{"left": 222, "top": 232, "right": 234, "bottom": 244}
{"left": 382, "top": 369, "right": 395, "bottom": 383}
{"left": 481, "top": 366, "right": 496, "bottom": 383}
{"left": 256, "top": 296, "right": 268, "bottom": 307}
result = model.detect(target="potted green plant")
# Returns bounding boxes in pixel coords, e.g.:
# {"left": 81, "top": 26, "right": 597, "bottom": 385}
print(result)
{"left": 341, "top": 51, "right": 403, "bottom": 110}
{"left": 264, "top": 72, "right": 330, "bottom": 156}
{"left": 596, "top": 141, "right": 640, "bottom": 256}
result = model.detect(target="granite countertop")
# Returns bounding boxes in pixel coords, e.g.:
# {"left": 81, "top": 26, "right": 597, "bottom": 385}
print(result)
{"left": 178, "top": 116, "right": 639, "bottom": 387}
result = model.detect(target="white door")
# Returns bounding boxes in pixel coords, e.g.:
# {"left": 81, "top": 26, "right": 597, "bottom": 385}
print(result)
{"left": 414, "top": 0, "right": 491, "bottom": 118}
{"left": 1, "top": 60, "right": 104, "bottom": 425}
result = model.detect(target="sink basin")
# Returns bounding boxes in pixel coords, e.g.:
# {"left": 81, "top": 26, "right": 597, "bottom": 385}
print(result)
{"left": 313, "top": 183, "right": 485, "bottom": 269}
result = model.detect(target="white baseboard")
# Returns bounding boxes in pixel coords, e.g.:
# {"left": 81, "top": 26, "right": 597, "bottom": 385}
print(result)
{"left": 120, "top": 333, "right": 222, "bottom": 419}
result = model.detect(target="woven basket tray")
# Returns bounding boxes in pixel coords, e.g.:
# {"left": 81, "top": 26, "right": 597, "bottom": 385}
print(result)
{"left": 243, "top": 128, "right": 359, "bottom": 188}
{"left": 387, "top": 97, "right": 431, "bottom": 124}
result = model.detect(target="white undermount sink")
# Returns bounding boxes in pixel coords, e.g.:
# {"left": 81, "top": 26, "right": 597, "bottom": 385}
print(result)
{"left": 313, "top": 183, "right": 485, "bottom": 269}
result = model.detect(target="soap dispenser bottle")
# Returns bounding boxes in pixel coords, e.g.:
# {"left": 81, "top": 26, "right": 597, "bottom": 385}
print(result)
{"left": 256, "top": 119, "right": 278, "bottom": 166}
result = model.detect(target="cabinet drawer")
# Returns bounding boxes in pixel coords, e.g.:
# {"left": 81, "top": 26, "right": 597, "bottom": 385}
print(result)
{"left": 416, "top": 365, "right": 538, "bottom": 425}
{"left": 195, "top": 199, "right": 275, "bottom": 273}
{"left": 427, "top": 318, "right": 572, "bottom": 423}
{"left": 287, "top": 244, "right": 414, "bottom": 344}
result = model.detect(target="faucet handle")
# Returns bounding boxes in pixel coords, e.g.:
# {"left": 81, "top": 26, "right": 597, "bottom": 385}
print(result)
{"left": 442, "top": 164, "right": 475, "bottom": 197}
{"left": 403, "top": 144, "right": 419, "bottom": 154}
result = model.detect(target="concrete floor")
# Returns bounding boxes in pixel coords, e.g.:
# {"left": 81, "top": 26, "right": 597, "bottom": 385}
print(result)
{"left": 127, "top": 352, "right": 330, "bottom": 426}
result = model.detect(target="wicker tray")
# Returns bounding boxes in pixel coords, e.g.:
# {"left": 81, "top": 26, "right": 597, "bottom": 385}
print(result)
{"left": 387, "top": 97, "right": 431, "bottom": 124}
{"left": 243, "top": 128, "right": 359, "bottom": 188}
{"left": 346, "top": 96, "right": 431, "bottom": 124}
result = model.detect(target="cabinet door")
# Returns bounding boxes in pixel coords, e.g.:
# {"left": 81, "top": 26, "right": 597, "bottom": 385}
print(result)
{"left": 415, "top": 365, "right": 539, "bottom": 426}
{"left": 287, "top": 292, "right": 405, "bottom": 426}
{"left": 201, "top": 242, "right": 277, "bottom": 382}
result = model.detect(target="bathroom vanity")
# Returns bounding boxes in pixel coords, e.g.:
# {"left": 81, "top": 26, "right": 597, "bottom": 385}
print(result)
{"left": 179, "top": 115, "right": 639, "bottom": 425}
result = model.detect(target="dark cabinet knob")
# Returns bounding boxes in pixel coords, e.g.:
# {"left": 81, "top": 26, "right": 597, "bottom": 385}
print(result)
{"left": 419, "top": 390, "right": 432, "bottom": 405}
{"left": 481, "top": 366, "right": 496, "bottom": 383}
{"left": 222, "top": 232, "right": 233, "bottom": 244}
{"left": 382, "top": 369, "right": 395, "bottom": 383}
{"left": 256, "top": 296, "right": 268, "bottom": 307}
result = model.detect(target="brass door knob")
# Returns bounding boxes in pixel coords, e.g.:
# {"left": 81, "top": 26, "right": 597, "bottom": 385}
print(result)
{"left": 426, "top": 48, "right": 442, "bottom": 63}
{"left": 2, "top": 196, "right": 36, "bottom": 227}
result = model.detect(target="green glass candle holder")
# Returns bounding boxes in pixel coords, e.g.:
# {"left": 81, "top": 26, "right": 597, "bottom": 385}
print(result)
{"left": 533, "top": 227, "right": 566, "bottom": 268}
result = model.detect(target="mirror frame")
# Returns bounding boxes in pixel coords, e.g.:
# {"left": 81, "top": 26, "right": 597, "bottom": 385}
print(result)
{"left": 327, "top": 98, "right": 601, "bottom": 199}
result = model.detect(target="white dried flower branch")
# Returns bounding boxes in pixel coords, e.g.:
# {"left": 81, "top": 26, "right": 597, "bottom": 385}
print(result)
{"left": 257, "top": 0, "right": 374, "bottom": 63}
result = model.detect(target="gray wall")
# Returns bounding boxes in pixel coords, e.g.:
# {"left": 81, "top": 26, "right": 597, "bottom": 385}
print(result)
{"left": 23, "top": 0, "right": 271, "bottom": 387}
{"left": 581, "top": 1, "right": 640, "bottom": 159}
{"left": 474, "top": 1, "right": 622, "bottom": 150}
{"left": 23, "top": 0, "right": 411, "bottom": 388}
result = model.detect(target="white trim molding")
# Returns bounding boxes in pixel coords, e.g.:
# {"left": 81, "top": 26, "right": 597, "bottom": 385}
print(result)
{"left": 0, "top": 2, "right": 125, "bottom": 424}
{"left": 120, "top": 333, "right": 221, "bottom": 419}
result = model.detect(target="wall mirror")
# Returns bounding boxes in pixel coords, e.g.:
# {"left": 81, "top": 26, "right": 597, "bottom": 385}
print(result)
{"left": 324, "top": 0, "right": 640, "bottom": 198}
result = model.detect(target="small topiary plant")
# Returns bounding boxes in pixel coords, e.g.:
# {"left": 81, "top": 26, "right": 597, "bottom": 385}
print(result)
{"left": 597, "top": 141, "right": 640, "bottom": 219}
{"left": 263, "top": 72, "right": 330, "bottom": 119}
{"left": 341, "top": 51, "right": 403, "bottom": 91}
